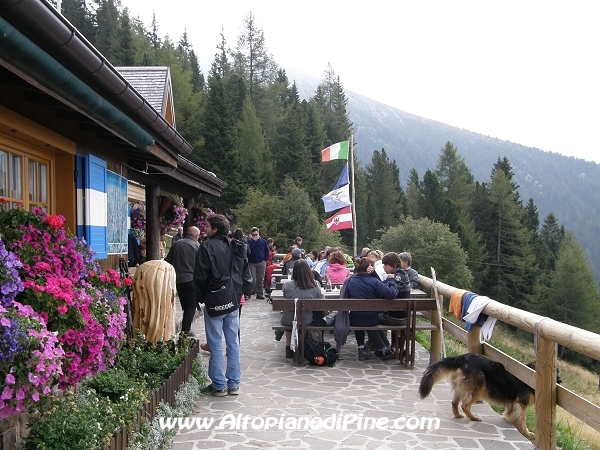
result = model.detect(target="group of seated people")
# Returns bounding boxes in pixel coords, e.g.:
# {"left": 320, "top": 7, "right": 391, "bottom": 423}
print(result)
{"left": 276, "top": 249, "right": 420, "bottom": 361}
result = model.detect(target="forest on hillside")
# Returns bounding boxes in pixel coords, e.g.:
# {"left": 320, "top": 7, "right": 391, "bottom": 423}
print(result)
{"left": 55, "top": 0, "right": 600, "bottom": 365}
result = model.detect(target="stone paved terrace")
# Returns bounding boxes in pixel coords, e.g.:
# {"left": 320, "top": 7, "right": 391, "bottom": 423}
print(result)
{"left": 172, "top": 296, "right": 534, "bottom": 450}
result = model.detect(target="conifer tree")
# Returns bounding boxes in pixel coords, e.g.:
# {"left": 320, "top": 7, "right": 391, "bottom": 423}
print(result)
{"left": 95, "top": 0, "right": 120, "bottom": 61}
{"left": 419, "top": 170, "right": 458, "bottom": 231}
{"left": 195, "top": 65, "right": 245, "bottom": 212}
{"left": 273, "top": 83, "right": 313, "bottom": 192}
{"left": 235, "top": 96, "right": 273, "bottom": 190}
{"left": 405, "top": 168, "right": 421, "bottom": 218}
{"left": 232, "top": 12, "right": 277, "bottom": 101}
{"left": 364, "top": 149, "right": 404, "bottom": 240}
{"left": 115, "top": 8, "right": 135, "bottom": 66}
{"left": 312, "top": 64, "right": 353, "bottom": 194}
{"left": 60, "top": 0, "right": 91, "bottom": 35}
{"left": 546, "top": 231, "right": 600, "bottom": 333}
{"left": 486, "top": 170, "right": 536, "bottom": 308}
{"left": 435, "top": 141, "right": 474, "bottom": 213}
{"left": 150, "top": 11, "right": 160, "bottom": 50}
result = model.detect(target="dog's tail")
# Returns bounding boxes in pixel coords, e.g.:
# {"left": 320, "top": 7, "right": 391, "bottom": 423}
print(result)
{"left": 419, "top": 355, "right": 468, "bottom": 399}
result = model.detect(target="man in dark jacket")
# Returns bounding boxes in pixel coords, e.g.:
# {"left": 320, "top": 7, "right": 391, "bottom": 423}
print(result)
{"left": 164, "top": 226, "right": 200, "bottom": 335}
{"left": 172, "top": 226, "right": 184, "bottom": 244}
{"left": 246, "top": 227, "right": 270, "bottom": 299}
{"left": 195, "top": 214, "right": 252, "bottom": 396}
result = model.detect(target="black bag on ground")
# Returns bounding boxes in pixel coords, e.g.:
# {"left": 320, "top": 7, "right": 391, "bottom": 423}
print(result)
{"left": 204, "top": 276, "right": 238, "bottom": 317}
{"left": 304, "top": 334, "right": 337, "bottom": 366}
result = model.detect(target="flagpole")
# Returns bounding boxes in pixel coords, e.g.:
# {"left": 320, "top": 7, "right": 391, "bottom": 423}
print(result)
{"left": 350, "top": 130, "right": 357, "bottom": 257}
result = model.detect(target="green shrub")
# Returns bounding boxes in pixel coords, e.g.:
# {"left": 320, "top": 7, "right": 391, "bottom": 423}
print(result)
{"left": 22, "top": 334, "right": 197, "bottom": 449}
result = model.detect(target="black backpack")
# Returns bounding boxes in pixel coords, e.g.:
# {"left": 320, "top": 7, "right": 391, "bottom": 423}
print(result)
{"left": 304, "top": 334, "right": 338, "bottom": 366}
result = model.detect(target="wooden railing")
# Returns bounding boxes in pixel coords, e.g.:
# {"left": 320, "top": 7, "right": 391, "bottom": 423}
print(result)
{"left": 418, "top": 275, "right": 600, "bottom": 450}
{"left": 101, "top": 339, "right": 200, "bottom": 450}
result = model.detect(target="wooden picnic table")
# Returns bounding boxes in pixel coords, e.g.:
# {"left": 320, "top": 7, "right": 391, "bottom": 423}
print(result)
{"left": 271, "top": 296, "right": 438, "bottom": 368}
{"left": 269, "top": 288, "right": 428, "bottom": 299}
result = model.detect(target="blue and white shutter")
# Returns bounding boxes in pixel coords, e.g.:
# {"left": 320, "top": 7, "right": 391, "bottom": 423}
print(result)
{"left": 75, "top": 154, "right": 108, "bottom": 259}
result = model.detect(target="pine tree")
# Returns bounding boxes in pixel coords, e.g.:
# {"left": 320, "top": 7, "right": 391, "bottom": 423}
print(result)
{"left": 312, "top": 64, "right": 353, "bottom": 194}
{"left": 273, "top": 83, "right": 312, "bottom": 189}
{"left": 115, "top": 8, "right": 135, "bottom": 66}
{"left": 195, "top": 67, "right": 244, "bottom": 212}
{"left": 60, "top": 0, "right": 91, "bottom": 35}
{"left": 435, "top": 141, "right": 474, "bottom": 213}
{"left": 232, "top": 12, "right": 277, "bottom": 100}
{"left": 235, "top": 95, "right": 272, "bottom": 190}
{"left": 149, "top": 12, "right": 160, "bottom": 50}
{"left": 188, "top": 50, "right": 204, "bottom": 93}
{"left": 419, "top": 170, "right": 458, "bottom": 231}
{"left": 405, "top": 168, "right": 421, "bottom": 218}
{"left": 487, "top": 170, "right": 537, "bottom": 308}
{"left": 364, "top": 149, "right": 404, "bottom": 240}
{"left": 546, "top": 231, "right": 600, "bottom": 333}
{"left": 95, "top": 0, "right": 120, "bottom": 61}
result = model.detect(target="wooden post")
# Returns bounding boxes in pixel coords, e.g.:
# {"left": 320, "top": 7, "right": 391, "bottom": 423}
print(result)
{"left": 430, "top": 294, "right": 442, "bottom": 363}
{"left": 145, "top": 184, "right": 160, "bottom": 261}
{"left": 184, "top": 197, "right": 194, "bottom": 230}
{"left": 467, "top": 324, "right": 483, "bottom": 354}
{"left": 535, "top": 332, "right": 557, "bottom": 450}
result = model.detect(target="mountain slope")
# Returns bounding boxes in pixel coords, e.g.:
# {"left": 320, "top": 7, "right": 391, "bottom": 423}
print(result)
{"left": 288, "top": 69, "right": 600, "bottom": 278}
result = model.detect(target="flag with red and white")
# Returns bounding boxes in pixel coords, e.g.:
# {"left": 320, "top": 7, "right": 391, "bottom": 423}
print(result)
{"left": 321, "top": 141, "right": 349, "bottom": 162}
{"left": 324, "top": 206, "right": 353, "bottom": 232}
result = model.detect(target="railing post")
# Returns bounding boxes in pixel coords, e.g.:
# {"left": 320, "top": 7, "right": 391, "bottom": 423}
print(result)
{"left": 534, "top": 332, "right": 557, "bottom": 450}
{"left": 430, "top": 294, "right": 442, "bottom": 363}
{"left": 467, "top": 324, "right": 483, "bottom": 354}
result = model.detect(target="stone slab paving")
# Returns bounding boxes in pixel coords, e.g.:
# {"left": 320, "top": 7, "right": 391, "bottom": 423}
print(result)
{"left": 172, "top": 296, "right": 534, "bottom": 450}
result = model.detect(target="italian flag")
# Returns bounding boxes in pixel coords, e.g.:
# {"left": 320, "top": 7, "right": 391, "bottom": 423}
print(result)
{"left": 325, "top": 206, "right": 353, "bottom": 232}
{"left": 321, "top": 141, "right": 349, "bottom": 162}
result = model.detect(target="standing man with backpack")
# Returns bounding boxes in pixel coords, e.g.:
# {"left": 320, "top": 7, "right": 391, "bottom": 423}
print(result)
{"left": 195, "top": 214, "right": 251, "bottom": 396}
{"left": 246, "top": 227, "right": 270, "bottom": 300}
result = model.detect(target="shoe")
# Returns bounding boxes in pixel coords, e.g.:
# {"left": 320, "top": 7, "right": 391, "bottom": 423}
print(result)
{"left": 256, "top": 295, "right": 265, "bottom": 300}
{"left": 375, "top": 349, "right": 396, "bottom": 360}
{"left": 183, "top": 331, "right": 195, "bottom": 338}
{"left": 274, "top": 330, "right": 284, "bottom": 341}
{"left": 358, "top": 347, "right": 368, "bottom": 361}
{"left": 200, "top": 343, "right": 210, "bottom": 352}
{"left": 364, "top": 340, "right": 371, "bottom": 350}
{"left": 285, "top": 346, "right": 294, "bottom": 359}
{"left": 227, "top": 386, "right": 240, "bottom": 395}
{"left": 203, "top": 385, "right": 227, "bottom": 397}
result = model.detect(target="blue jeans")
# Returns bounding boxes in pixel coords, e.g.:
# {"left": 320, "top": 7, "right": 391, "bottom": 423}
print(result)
{"left": 204, "top": 309, "right": 240, "bottom": 390}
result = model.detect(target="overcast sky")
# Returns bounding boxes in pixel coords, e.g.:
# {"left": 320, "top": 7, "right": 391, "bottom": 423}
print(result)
{"left": 120, "top": 0, "right": 600, "bottom": 164}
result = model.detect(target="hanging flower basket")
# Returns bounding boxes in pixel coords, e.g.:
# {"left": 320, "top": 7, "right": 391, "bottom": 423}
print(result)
{"left": 159, "top": 194, "right": 187, "bottom": 235}
{"left": 192, "top": 204, "right": 214, "bottom": 238}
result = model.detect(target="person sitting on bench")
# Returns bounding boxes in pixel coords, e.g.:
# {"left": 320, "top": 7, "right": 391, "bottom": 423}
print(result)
{"left": 279, "top": 259, "right": 324, "bottom": 359}
{"left": 343, "top": 257, "right": 399, "bottom": 361}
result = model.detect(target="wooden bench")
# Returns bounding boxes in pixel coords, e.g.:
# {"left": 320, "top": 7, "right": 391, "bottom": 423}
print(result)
{"left": 272, "top": 297, "right": 438, "bottom": 368}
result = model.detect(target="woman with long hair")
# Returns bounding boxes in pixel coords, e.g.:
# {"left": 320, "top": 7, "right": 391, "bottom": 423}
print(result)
{"left": 280, "top": 259, "right": 324, "bottom": 358}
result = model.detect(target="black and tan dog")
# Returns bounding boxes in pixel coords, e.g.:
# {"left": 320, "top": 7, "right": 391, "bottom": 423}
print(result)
{"left": 418, "top": 353, "right": 561, "bottom": 438}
